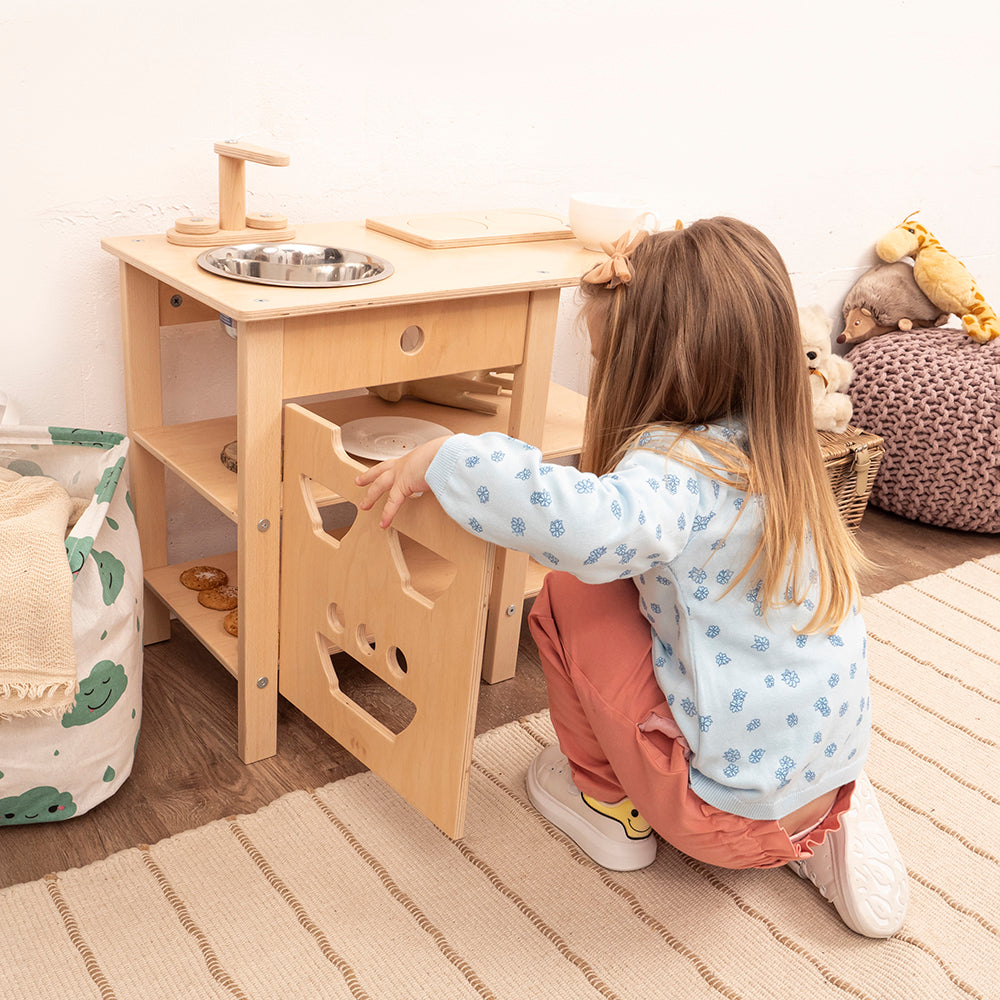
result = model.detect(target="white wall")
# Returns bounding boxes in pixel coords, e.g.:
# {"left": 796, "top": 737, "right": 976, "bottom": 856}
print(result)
{"left": 4, "top": 0, "right": 997, "bottom": 558}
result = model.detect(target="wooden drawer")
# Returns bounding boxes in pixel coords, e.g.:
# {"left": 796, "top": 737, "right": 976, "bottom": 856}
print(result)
{"left": 280, "top": 293, "right": 530, "bottom": 397}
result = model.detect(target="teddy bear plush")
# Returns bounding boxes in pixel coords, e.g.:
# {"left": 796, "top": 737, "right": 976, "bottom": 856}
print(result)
{"left": 799, "top": 304, "right": 853, "bottom": 433}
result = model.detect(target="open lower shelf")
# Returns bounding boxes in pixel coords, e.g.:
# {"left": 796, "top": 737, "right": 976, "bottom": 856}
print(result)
{"left": 145, "top": 548, "right": 552, "bottom": 680}
{"left": 133, "top": 381, "right": 586, "bottom": 523}
{"left": 145, "top": 551, "right": 240, "bottom": 676}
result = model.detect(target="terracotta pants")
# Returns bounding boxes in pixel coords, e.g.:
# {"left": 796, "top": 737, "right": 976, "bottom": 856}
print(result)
{"left": 527, "top": 571, "right": 852, "bottom": 869}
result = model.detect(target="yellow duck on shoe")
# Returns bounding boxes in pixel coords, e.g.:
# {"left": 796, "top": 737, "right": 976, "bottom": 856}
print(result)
{"left": 526, "top": 744, "right": 657, "bottom": 871}
{"left": 582, "top": 793, "right": 654, "bottom": 840}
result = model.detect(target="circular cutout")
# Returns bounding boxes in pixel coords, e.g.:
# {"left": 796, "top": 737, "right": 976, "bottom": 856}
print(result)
{"left": 400, "top": 324, "right": 424, "bottom": 355}
{"left": 389, "top": 647, "right": 408, "bottom": 674}
{"left": 327, "top": 603, "right": 345, "bottom": 632}
{"left": 356, "top": 625, "right": 376, "bottom": 654}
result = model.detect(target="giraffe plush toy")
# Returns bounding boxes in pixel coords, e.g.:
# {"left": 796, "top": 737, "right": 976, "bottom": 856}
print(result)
{"left": 875, "top": 214, "right": 1000, "bottom": 343}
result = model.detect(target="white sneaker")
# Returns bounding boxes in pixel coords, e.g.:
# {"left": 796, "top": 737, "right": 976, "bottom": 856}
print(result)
{"left": 525, "top": 744, "right": 657, "bottom": 871}
{"left": 788, "top": 772, "right": 909, "bottom": 938}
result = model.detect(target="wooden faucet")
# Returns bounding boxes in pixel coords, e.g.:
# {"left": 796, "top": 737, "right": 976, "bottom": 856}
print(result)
{"left": 167, "top": 140, "right": 295, "bottom": 246}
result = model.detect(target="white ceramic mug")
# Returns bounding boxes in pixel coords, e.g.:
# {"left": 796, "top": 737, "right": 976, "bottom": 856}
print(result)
{"left": 569, "top": 193, "right": 659, "bottom": 251}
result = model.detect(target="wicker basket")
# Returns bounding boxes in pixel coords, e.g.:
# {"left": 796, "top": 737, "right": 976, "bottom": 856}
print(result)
{"left": 818, "top": 425, "right": 885, "bottom": 533}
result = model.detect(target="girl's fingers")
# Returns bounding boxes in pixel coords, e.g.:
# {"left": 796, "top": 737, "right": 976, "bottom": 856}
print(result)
{"left": 355, "top": 459, "right": 393, "bottom": 488}
{"left": 354, "top": 435, "right": 447, "bottom": 524}
{"left": 358, "top": 473, "right": 392, "bottom": 511}
{"left": 356, "top": 463, "right": 397, "bottom": 509}
{"left": 379, "top": 488, "right": 406, "bottom": 528}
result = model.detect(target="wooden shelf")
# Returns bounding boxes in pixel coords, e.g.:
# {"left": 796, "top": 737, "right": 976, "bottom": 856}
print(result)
{"left": 135, "top": 417, "right": 240, "bottom": 520}
{"left": 133, "top": 381, "right": 586, "bottom": 522}
{"left": 145, "top": 551, "right": 240, "bottom": 676}
{"left": 145, "top": 546, "right": 551, "bottom": 681}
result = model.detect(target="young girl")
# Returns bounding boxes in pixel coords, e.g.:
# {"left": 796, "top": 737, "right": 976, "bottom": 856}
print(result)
{"left": 356, "top": 217, "right": 909, "bottom": 939}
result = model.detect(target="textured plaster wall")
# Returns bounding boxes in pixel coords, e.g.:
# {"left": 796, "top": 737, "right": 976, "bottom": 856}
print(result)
{"left": 3, "top": 0, "right": 997, "bottom": 559}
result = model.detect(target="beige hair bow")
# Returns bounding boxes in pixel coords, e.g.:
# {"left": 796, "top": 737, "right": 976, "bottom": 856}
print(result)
{"left": 581, "top": 230, "right": 648, "bottom": 288}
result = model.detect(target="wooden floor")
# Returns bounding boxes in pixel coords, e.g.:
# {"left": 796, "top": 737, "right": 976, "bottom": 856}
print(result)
{"left": 3, "top": 507, "right": 998, "bottom": 891}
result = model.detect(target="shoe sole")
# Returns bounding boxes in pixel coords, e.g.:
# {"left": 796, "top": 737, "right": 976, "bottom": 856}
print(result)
{"left": 830, "top": 780, "right": 909, "bottom": 936}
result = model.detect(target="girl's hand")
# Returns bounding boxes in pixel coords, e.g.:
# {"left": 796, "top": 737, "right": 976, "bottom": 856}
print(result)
{"left": 355, "top": 435, "right": 451, "bottom": 528}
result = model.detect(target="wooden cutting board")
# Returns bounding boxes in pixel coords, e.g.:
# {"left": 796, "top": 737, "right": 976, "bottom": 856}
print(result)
{"left": 365, "top": 209, "right": 574, "bottom": 248}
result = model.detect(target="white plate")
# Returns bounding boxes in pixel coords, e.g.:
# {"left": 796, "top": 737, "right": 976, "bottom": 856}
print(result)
{"left": 339, "top": 417, "right": 452, "bottom": 460}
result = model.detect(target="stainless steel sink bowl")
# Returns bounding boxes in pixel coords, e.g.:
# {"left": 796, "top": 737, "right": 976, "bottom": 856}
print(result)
{"left": 197, "top": 243, "right": 394, "bottom": 287}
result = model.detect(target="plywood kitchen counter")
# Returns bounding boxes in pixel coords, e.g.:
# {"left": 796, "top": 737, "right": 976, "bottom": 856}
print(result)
{"left": 103, "top": 220, "right": 596, "bottom": 763}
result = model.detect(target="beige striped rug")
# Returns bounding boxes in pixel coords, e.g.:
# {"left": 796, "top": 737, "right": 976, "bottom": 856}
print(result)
{"left": 2, "top": 555, "right": 998, "bottom": 999}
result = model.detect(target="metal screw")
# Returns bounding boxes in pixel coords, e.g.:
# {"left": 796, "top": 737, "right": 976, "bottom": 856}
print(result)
{"left": 169, "top": 294, "right": 183, "bottom": 308}
{"left": 257, "top": 518, "right": 270, "bottom": 532}
{"left": 256, "top": 677, "right": 269, "bottom": 689}
{"left": 506, "top": 604, "right": 517, "bottom": 616}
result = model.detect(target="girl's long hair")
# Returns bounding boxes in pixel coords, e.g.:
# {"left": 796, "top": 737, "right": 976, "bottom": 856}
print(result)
{"left": 579, "top": 217, "right": 865, "bottom": 633}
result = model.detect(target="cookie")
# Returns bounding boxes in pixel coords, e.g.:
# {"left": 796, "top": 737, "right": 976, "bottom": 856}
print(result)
{"left": 198, "top": 584, "right": 238, "bottom": 610}
{"left": 180, "top": 565, "right": 228, "bottom": 591}
{"left": 223, "top": 609, "right": 238, "bottom": 637}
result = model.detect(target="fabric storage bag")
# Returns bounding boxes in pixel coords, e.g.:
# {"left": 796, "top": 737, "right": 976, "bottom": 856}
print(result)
{"left": 0, "top": 426, "right": 142, "bottom": 824}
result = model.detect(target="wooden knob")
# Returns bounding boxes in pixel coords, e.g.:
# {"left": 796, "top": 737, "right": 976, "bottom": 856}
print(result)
{"left": 246, "top": 211, "right": 288, "bottom": 231}
{"left": 174, "top": 216, "right": 219, "bottom": 235}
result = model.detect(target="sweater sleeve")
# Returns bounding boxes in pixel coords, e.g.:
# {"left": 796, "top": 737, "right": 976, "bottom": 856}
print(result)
{"left": 424, "top": 432, "right": 700, "bottom": 583}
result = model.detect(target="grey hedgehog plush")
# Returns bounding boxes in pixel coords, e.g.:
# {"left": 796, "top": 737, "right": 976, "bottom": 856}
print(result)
{"left": 839, "top": 261, "right": 947, "bottom": 346}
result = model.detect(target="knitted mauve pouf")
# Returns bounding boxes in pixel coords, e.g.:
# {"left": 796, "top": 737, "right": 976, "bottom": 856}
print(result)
{"left": 848, "top": 327, "right": 1000, "bottom": 533}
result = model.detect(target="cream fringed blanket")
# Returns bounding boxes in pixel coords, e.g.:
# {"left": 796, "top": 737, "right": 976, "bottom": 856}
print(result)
{"left": 0, "top": 471, "right": 77, "bottom": 719}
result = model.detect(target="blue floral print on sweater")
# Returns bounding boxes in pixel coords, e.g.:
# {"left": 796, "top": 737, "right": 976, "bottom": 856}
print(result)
{"left": 425, "top": 424, "right": 870, "bottom": 820}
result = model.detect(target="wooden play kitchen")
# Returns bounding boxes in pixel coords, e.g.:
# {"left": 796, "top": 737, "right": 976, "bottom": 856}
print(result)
{"left": 102, "top": 144, "right": 596, "bottom": 836}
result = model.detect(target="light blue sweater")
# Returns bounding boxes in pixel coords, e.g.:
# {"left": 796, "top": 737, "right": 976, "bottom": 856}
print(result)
{"left": 425, "top": 423, "right": 870, "bottom": 820}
